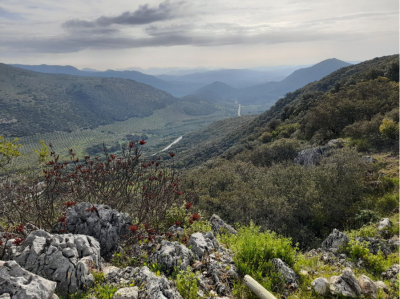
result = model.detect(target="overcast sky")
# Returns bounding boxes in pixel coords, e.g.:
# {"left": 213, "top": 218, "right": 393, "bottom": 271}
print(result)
{"left": 0, "top": 0, "right": 398, "bottom": 70}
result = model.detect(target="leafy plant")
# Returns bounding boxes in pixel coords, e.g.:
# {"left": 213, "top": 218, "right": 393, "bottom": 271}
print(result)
{"left": 176, "top": 266, "right": 198, "bottom": 299}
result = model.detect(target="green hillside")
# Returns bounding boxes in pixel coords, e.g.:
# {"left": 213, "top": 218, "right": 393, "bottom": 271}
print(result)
{"left": 0, "top": 64, "right": 176, "bottom": 136}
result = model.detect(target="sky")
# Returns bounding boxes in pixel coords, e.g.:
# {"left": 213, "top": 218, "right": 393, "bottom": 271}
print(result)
{"left": 0, "top": 0, "right": 398, "bottom": 70}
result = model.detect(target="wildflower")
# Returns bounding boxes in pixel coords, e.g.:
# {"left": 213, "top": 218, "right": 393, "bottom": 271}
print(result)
{"left": 176, "top": 191, "right": 183, "bottom": 196}
{"left": 191, "top": 213, "right": 201, "bottom": 221}
{"left": 85, "top": 206, "right": 97, "bottom": 212}
{"left": 174, "top": 221, "right": 181, "bottom": 226}
{"left": 129, "top": 142, "right": 134, "bottom": 148}
{"left": 147, "top": 229, "right": 155, "bottom": 234}
{"left": 63, "top": 201, "right": 77, "bottom": 208}
{"left": 139, "top": 139, "right": 147, "bottom": 145}
{"left": 185, "top": 202, "right": 192, "bottom": 210}
{"left": 58, "top": 216, "right": 66, "bottom": 223}
{"left": 144, "top": 223, "right": 150, "bottom": 229}
{"left": 169, "top": 153, "right": 175, "bottom": 158}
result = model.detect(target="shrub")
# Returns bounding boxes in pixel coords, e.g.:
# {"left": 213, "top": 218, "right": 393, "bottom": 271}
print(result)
{"left": 380, "top": 118, "right": 399, "bottom": 140}
{"left": 176, "top": 266, "right": 198, "bottom": 299}
{"left": 219, "top": 224, "right": 297, "bottom": 292}
{"left": 0, "top": 136, "right": 21, "bottom": 169}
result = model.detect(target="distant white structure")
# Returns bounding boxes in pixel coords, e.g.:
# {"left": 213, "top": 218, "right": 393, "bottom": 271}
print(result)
{"left": 238, "top": 104, "right": 242, "bottom": 116}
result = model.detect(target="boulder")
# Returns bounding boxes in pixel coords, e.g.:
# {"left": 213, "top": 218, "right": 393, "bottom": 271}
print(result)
{"left": 4, "top": 230, "right": 101, "bottom": 297}
{"left": 167, "top": 225, "right": 184, "bottom": 237}
{"left": 114, "top": 287, "right": 139, "bottom": 299}
{"left": 106, "top": 266, "right": 182, "bottom": 299}
{"left": 54, "top": 202, "right": 133, "bottom": 260}
{"left": 358, "top": 275, "right": 377, "bottom": 298}
{"left": 329, "top": 267, "right": 362, "bottom": 298}
{"left": 356, "top": 237, "right": 391, "bottom": 256}
{"left": 374, "top": 281, "right": 388, "bottom": 293}
{"left": 381, "top": 264, "right": 399, "bottom": 282}
{"left": 377, "top": 218, "right": 392, "bottom": 231}
{"left": 150, "top": 240, "right": 194, "bottom": 274}
{"left": 311, "top": 277, "right": 330, "bottom": 296}
{"left": 209, "top": 214, "right": 237, "bottom": 235}
{"left": 361, "top": 156, "right": 377, "bottom": 163}
{"left": 189, "top": 232, "right": 218, "bottom": 259}
{"left": 387, "top": 236, "right": 399, "bottom": 252}
{"left": 321, "top": 229, "right": 350, "bottom": 252}
{"left": 294, "top": 147, "right": 325, "bottom": 167}
{"left": 271, "top": 258, "right": 298, "bottom": 289}
{"left": 0, "top": 260, "right": 57, "bottom": 299}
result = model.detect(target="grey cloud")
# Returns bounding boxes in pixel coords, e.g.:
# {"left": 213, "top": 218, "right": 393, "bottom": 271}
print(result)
{"left": 63, "top": 0, "right": 185, "bottom": 28}
{"left": 0, "top": 6, "right": 24, "bottom": 20}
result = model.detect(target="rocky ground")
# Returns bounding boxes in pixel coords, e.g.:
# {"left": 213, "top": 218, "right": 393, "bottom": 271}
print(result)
{"left": 0, "top": 203, "right": 399, "bottom": 299}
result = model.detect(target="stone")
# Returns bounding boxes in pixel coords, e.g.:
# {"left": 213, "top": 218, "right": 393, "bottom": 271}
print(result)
{"left": 0, "top": 260, "right": 57, "bottom": 299}
{"left": 106, "top": 266, "right": 182, "bottom": 299}
{"left": 114, "top": 287, "right": 139, "bottom": 299}
{"left": 53, "top": 202, "right": 133, "bottom": 260}
{"left": 311, "top": 277, "right": 330, "bottom": 296}
{"left": 362, "top": 156, "right": 377, "bottom": 163}
{"left": 321, "top": 229, "right": 350, "bottom": 252}
{"left": 167, "top": 225, "right": 185, "bottom": 237}
{"left": 374, "top": 281, "right": 388, "bottom": 293}
{"left": 150, "top": 240, "right": 194, "bottom": 274}
{"left": 387, "top": 236, "right": 399, "bottom": 252}
{"left": 381, "top": 264, "right": 399, "bottom": 282}
{"left": 356, "top": 237, "right": 391, "bottom": 256}
{"left": 271, "top": 258, "right": 298, "bottom": 289}
{"left": 209, "top": 214, "right": 237, "bottom": 235}
{"left": 294, "top": 147, "right": 325, "bottom": 167}
{"left": 189, "top": 232, "right": 218, "bottom": 259}
{"left": 377, "top": 218, "right": 393, "bottom": 238}
{"left": 4, "top": 230, "right": 101, "bottom": 297}
{"left": 329, "top": 268, "right": 362, "bottom": 298}
{"left": 103, "top": 265, "right": 120, "bottom": 279}
{"left": 358, "top": 275, "right": 377, "bottom": 298}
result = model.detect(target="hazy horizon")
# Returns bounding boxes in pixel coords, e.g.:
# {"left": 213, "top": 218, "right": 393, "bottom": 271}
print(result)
{"left": 0, "top": 0, "right": 398, "bottom": 70}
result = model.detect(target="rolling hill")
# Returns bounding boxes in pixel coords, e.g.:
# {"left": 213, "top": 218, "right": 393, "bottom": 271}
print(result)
{"left": 0, "top": 64, "right": 177, "bottom": 136}
{"left": 10, "top": 64, "right": 204, "bottom": 97}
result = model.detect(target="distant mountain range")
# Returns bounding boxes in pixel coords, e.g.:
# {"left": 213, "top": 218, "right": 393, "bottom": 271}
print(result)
{"left": 10, "top": 64, "right": 204, "bottom": 97}
{"left": 191, "top": 58, "right": 352, "bottom": 105}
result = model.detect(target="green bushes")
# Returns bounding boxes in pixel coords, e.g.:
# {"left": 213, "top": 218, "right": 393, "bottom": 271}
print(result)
{"left": 220, "top": 224, "right": 297, "bottom": 292}
{"left": 176, "top": 267, "right": 198, "bottom": 299}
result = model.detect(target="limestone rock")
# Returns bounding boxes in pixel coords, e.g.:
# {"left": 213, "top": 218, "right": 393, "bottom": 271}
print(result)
{"left": 321, "top": 229, "right": 350, "bottom": 252}
{"left": 271, "top": 258, "right": 298, "bottom": 289}
{"left": 189, "top": 232, "right": 218, "bottom": 259}
{"left": 311, "top": 277, "right": 330, "bottom": 296}
{"left": 209, "top": 214, "right": 237, "bottom": 235}
{"left": 358, "top": 275, "right": 377, "bottom": 298}
{"left": 381, "top": 264, "right": 399, "bottom": 282}
{"left": 0, "top": 260, "right": 57, "bottom": 299}
{"left": 374, "top": 281, "right": 388, "bottom": 293}
{"left": 329, "top": 267, "right": 362, "bottom": 298}
{"left": 150, "top": 240, "right": 194, "bottom": 274}
{"left": 114, "top": 287, "right": 139, "bottom": 299}
{"left": 4, "top": 230, "right": 101, "bottom": 297}
{"left": 356, "top": 237, "right": 391, "bottom": 256}
{"left": 106, "top": 266, "right": 182, "bottom": 299}
{"left": 54, "top": 202, "right": 133, "bottom": 260}
{"left": 377, "top": 218, "right": 392, "bottom": 231}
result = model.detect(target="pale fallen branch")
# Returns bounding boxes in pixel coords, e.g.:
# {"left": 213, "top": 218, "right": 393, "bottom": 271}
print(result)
{"left": 244, "top": 274, "right": 278, "bottom": 299}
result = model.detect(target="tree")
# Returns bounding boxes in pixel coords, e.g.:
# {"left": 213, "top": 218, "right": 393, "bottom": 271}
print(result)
{"left": 0, "top": 136, "right": 21, "bottom": 169}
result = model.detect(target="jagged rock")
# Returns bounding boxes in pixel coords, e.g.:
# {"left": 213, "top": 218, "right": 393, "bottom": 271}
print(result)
{"left": 358, "top": 275, "right": 377, "bottom": 298}
{"left": 387, "top": 236, "right": 399, "bottom": 252}
{"left": 189, "top": 232, "right": 218, "bottom": 259}
{"left": 103, "top": 265, "right": 120, "bottom": 279}
{"left": 294, "top": 147, "right": 325, "bottom": 167}
{"left": 381, "top": 264, "right": 399, "bottom": 282}
{"left": 150, "top": 240, "right": 194, "bottom": 274}
{"left": 362, "top": 156, "right": 377, "bottom": 163}
{"left": 106, "top": 266, "right": 182, "bottom": 299}
{"left": 374, "top": 281, "right": 388, "bottom": 293}
{"left": 209, "top": 214, "right": 237, "bottom": 235}
{"left": 167, "top": 225, "right": 184, "bottom": 237}
{"left": 53, "top": 202, "right": 133, "bottom": 260}
{"left": 311, "top": 277, "right": 330, "bottom": 296}
{"left": 271, "top": 258, "right": 298, "bottom": 289}
{"left": 4, "top": 230, "right": 101, "bottom": 297}
{"left": 356, "top": 237, "right": 391, "bottom": 256}
{"left": 114, "top": 287, "right": 139, "bottom": 299}
{"left": 329, "top": 267, "right": 362, "bottom": 298}
{"left": 0, "top": 260, "right": 57, "bottom": 299}
{"left": 377, "top": 218, "right": 393, "bottom": 238}
{"left": 321, "top": 229, "right": 350, "bottom": 252}
{"left": 0, "top": 295, "right": 11, "bottom": 299}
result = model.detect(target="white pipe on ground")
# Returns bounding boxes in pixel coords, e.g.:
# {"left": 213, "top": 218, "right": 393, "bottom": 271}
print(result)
{"left": 244, "top": 275, "right": 277, "bottom": 299}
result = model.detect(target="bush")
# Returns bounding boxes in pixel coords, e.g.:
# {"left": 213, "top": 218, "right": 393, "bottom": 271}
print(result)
{"left": 176, "top": 267, "right": 198, "bottom": 299}
{"left": 219, "top": 224, "right": 297, "bottom": 292}
{"left": 349, "top": 138, "right": 372, "bottom": 152}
